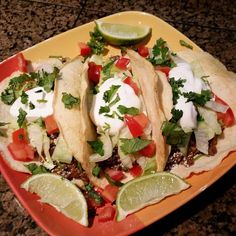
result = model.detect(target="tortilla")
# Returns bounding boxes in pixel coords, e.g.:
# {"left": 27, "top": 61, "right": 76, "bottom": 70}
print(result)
{"left": 127, "top": 50, "right": 169, "bottom": 171}
{"left": 53, "top": 57, "right": 107, "bottom": 187}
{"left": 167, "top": 50, "right": 236, "bottom": 178}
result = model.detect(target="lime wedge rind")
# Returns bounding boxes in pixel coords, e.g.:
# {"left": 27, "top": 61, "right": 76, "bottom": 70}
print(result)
{"left": 116, "top": 172, "right": 190, "bottom": 221}
{"left": 21, "top": 173, "right": 88, "bottom": 226}
{"left": 95, "top": 20, "right": 152, "bottom": 46}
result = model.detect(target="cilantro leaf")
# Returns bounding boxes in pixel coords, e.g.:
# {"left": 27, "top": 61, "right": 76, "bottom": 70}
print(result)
{"left": 169, "top": 77, "right": 186, "bottom": 105}
{"left": 117, "top": 105, "right": 139, "bottom": 115}
{"left": 104, "top": 172, "right": 124, "bottom": 187}
{"left": 20, "top": 91, "right": 28, "bottom": 104}
{"left": 34, "top": 117, "right": 45, "bottom": 128}
{"left": 120, "top": 138, "right": 152, "bottom": 155}
{"left": 25, "top": 163, "right": 49, "bottom": 175}
{"left": 109, "top": 94, "right": 120, "bottom": 107}
{"left": 99, "top": 106, "right": 110, "bottom": 114}
{"left": 85, "top": 183, "right": 104, "bottom": 204}
{"left": 29, "top": 102, "right": 35, "bottom": 110}
{"left": 87, "top": 140, "right": 104, "bottom": 156}
{"left": 103, "top": 85, "right": 120, "bottom": 103}
{"left": 1, "top": 88, "right": 16, "bottom": 105}
{"left": 92, "top": 165, "right": 101, "bottom": 177}
{"left": 169, "top": 108, "right": 183, "bottom": 123}
{"left": 17, "top": 108, "right": 27, "bottom": 128}
{"left": 61, "top": 92, "right": 80, "bottom": 109}
{"left": 101, "top": 58, "right": 116, "bottom": 80}
{"left": 183, "top": 90, "right": 212, "bottom": 106}
{"left": 179, "top": 40, "right": 193, "bottom": 49}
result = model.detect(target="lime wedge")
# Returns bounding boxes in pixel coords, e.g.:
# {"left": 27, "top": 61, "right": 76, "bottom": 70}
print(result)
{"left": 116, "top": 172, "right": 190, "bottom": 221}
{"left": 95, "top": 21, "right": 151, "bottom": 46}
{"left": 21, "top": 173, "right": 88, "bottom": 226}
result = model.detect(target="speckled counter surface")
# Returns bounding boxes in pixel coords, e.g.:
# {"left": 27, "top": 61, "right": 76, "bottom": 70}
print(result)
{"left": 0, "top": 0, "right": 235, "bottom": 235}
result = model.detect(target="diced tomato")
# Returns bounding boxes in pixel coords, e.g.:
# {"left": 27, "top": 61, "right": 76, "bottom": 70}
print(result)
{"left": 124, "top": 115, "right": 144, "bottom": 137}
{"left": 12, "top": 128, "right": 28, "bottom": 145}
{"left": 115, "top": 57, "right": 130, "bottom": 70}
{"left": 105, "top": 169, "right": 125, "bottom": 181}
{"left": 214, "top": 94, "right": 235, "bottom": 127}
{"left": 78, "top": 42, "right": 92, "bottom": 57}
{"left": 7, "top": 142, "right": 34, "bottom": 161}
{"left": 133, "top": 113, "right": 149, "bottom": 129}
{"left": 130, "top": 164, "right": 142, "bottom": 177}
{"left": 123, "top": 76, "right": 140, "bottom": 95}
{"left": 139, "top": 141, "right": 156, "bottom": 157}
{"left": 155, "top": 66, "right": 171, "bottom": 77}
{"left": 0, "top": 53, "right": 27, "bottom": 82}
{"left": 44, "top": 115, "right": 59, "bottom": 135}
{"left": 101, "top": 185, "right": 119, "bottom": 203}
{"left": 98, "top": 205, "right": 116, "bottom": 222}
{"left": 88, "top": 62, "right": 102, "bottom": 84}
{"left": 87, "top": 196, "right": 104, "bottom": 209}
{"left": 137, "top": 45, "right": 149, "bottom": 58}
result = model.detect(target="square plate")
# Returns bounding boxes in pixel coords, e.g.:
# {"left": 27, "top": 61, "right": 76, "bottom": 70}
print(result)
{"left": 0, "top": 11, "right": 235, "bottom": 236}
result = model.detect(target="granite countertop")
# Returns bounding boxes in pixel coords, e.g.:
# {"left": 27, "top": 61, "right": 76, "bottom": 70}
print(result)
{"left": 0, "top": 0, "right": 235, "bottom": 235}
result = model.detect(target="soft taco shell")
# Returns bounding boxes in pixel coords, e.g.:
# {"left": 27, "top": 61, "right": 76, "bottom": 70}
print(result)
{"left": 169, "top": 50, "right": 236, "bottom": 178}
{"left": 127, "top": 50, "right": 169, "bottom": 171}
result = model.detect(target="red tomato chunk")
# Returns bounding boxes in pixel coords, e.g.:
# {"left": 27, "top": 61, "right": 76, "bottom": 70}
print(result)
{"left": 137, "top": 45, "right": 149, "bottom": 58}
{"left": 123, "top": 76, "right": 140, "bottom": 95}
{"left": 155, "top": 66, "right": 171, "bottom": 77}
{"left": 130, "top": 164, "right": 142, "bottom": 177}
{"left": 115, "top": 57, "right": 130, "bottom": 70}
{"left": 44, "top": 115, "right": 59, "bottom": 135}
{"left": 78, "top": 42, "right": 92, "bottom": 57}
{"left": 12, "top": 128, "right": 29, "bottom": 145}
{"left": 88, "top": 62, "right": 102, "bottom": 84}
{"left": 139, "top": 141, "right": 156, "bottom": 157}
{"left": 106, "top": 169, "right": 125, "bottom": 181}
{"left": 98, "top": 205, "right": 116, "bottom": 223}
{"left": 101, "top": 185, "right": 119, "bottom": 203}
{"left": 8, "top": 142, "right": 34, "bottom": 161}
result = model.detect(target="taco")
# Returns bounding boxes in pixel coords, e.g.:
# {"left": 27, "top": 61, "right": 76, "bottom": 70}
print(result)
{"left": 155, "top": 49, "right": 236, "bottom": 178}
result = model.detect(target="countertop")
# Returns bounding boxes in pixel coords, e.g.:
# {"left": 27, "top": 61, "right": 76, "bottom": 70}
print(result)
{"left": 0, "top": 0, "right": 235, "bottom": 235}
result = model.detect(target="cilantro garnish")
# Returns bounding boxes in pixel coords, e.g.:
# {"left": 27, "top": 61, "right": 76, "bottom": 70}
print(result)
{"left": 183, "top": 90, "right": 212, "bottom": 106}
{"left": 37, "top": 99, "right": 47, "bottom": 103}
{"left": 61, "top": 92, "right": 80, "bottom": 109}
{"left": 20, "top": 91, "right": 28, "bottom": 104}
{"left": 104, "top": 172, "right": 124, "bottom": 187}
{"left": 103, "top": 85, "right": 120, "bottom": 103}
{"left": 104, "top": 111, "right": 123, "bottom": 120}
{"left": 25, "top": 163, "right": 49, "bottom": 175}
{"left": 120, "top": 138, "right": 152, "bottom": 155}
{"left": 117, "top": 105, "right": 139, "bottom": 115}
{"left": 92, "top": 165, "right": 101, "bottom": 177}
{"left": 109, "top": 94, "right": 120, "bottom": 107}
{"left": 169, "top": 108, "right": 183, "bottom": 123}
{"left": 85, "top": 183, "right": 104, "bottom": 204}
{"left": 101, "top": 58, "right": 116, "bottom": 80}
{"left": 169, "top": 77, "right": 186, "bottom": 105}
{"left": 29, "top": 102, "right": 35, "bottom": 110}
{"left": 87, "top": 140, "right": 104, "bottom": 156}
{"left": 99, "top": 106, "right": 110, "bottom": 114}
{"left": 102, "top": 123, "right": 110, "bottom": 132}
{"left": 17, "top": 108, "right": 27, "bottom": 128}
{"left": 179, "top": 40, "right": 193, "bottom": 50}
{"left": 148, "top": 38, "right": 175, "bottom": 67}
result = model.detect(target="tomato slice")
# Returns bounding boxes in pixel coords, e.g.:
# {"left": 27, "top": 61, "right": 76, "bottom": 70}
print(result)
{"left": 12, "top": 128, "right": 29, "bottom": 145}
{"left": 98, "top": 204, "right": 116, "bottom": 222}
{"left": 105, "top": 169, "right": 125, "bottom": 181}
{"left": 155, "top": 66, "right": 171, "bottom": 77}
{"left": 139, "top": 141, "right": 156, "bottom": 157}
{"left": 78, "top": 42, "right": 91, "bottom": 57}
{"left": 123, "top": 76, "right": 140, "bottom": 95}
{"left": 44, "top": 115, "right": 59, "bottom": 135}
{"left": 0, "top": 53, "right": 27, "bottom": 82}
{"left": 129, "top": 164, "right": 142, "bottom": 177}
{"left": 101, "top": 185, "right": 119, "bottom": 203}
{"left": 137, "top": 45, "right": 149, "bottom": 58}
{"left": 88, "top": 62, "right": 102, "bottom": 84}
{"left": 115, "top": 57, "right": 130, "bottom": 70}
{"left": 133, "top": 113, "right": 149, "bottom": 129}
{"left": 124, "top": 115, "right": 144, "bottom": 137}
{"left": 7, "top": 142, "right": 34, "bottom": 161}
{"left": 214, "top": 94, "right": 235, "bottom": 127}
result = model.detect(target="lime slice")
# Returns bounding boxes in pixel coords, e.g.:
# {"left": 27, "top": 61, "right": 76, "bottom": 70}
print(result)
{"left": 116, "top": 172, "right": 190, "bottom": 221}
{"left": 95, "top": 21, "right": 151, "bottom": 46}
{"left": 21, "top": 173, "right": 88, "bottom": 226}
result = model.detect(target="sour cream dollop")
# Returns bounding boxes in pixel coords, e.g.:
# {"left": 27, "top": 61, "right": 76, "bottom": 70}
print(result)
{"left": 90, "top": 77, "right": 141, "bottom": 136}
{"left": 169, "top": 62, "right": 207, "bottom": 132}
{"left": 10, "top": 87, "right": 54, "bottom": 118}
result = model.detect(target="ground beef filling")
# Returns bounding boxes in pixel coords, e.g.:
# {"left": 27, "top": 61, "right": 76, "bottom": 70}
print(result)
{"left": 165, "top": 135, "right": 218, "bottom": 170}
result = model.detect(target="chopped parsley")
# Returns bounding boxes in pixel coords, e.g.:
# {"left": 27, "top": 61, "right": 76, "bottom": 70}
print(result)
{"left": 99, "top": 106, "right": 110, "bottom": 114}
{"left": 148, "top": 38, "right": 175, "bottom": 67}
{"left": 61, "top": 92, "right": 80, "bottom": 109}
{"left": 92, "top": 165, "right": 101, "bottom": 177}
{"left": 85, "top": 183, "right": 104, "bottom": 204}
{"left": 117, "top": 105, "right": 139, "bottom": 116}
{"left": 25, "top": 163, "right": 49, "bottom": 175}
{"left": 20, "top": 91, "right": 28, "bottom": 104}
{"left": 179, "top": 40, "right": 193, "bottom": 50}
{"left": 87, "top": 26, "right": 106, "bottom": 55}
{"left": 101, "top": 58, "right": 116, "bottom": 80}
{"left": 120, "top": 138, "right": 152, "bottom": 155}
{"left": 103, "top": 85, "right": 120, "bottom": 103}
{"left": 183, "top": 90, "right": 212, "bottom": 106}
{"left": 87, "top": 140, "right": 104, "bottom": 156}
{"left": 17, "top": 108, "right": 27, "bottom": 128}
{"left": 169, "top": 77, "right": 186, "bottom": 105}
{"left": 169, "top": 108, "right": 183, "bottom": 123}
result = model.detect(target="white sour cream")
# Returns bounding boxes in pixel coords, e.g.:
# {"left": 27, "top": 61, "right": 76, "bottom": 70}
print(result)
{"left": 10, "top": 87, "right": 54, "bottom": 118}
{"left": 169, "top": 62, "right": 206, "bottom": 132}
{"left": 90, "top": 76, "right": 141, "bottom": 136}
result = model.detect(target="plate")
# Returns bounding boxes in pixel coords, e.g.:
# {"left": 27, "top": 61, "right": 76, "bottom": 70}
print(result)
{"left": 0, "top": 11, "right": 235, "bottom": 236}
